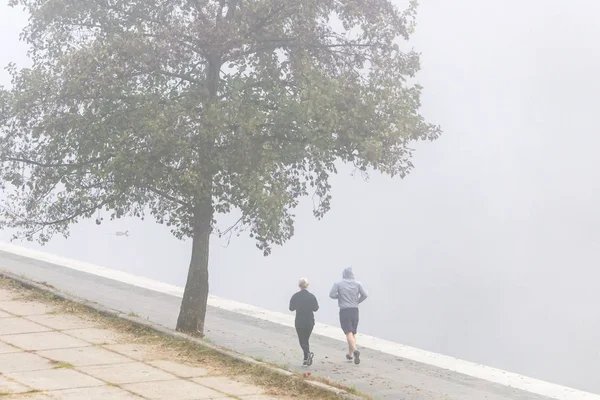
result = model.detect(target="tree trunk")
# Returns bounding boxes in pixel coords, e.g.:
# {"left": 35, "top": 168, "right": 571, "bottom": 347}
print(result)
{"left": 176, "top": 50, "right": 220, "bottom": 337}
{"left": 176, "top": 198, "right": 213, "bottom": 336}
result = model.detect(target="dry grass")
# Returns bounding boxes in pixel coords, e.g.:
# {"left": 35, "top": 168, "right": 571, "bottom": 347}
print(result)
{"left": 50, "top": 360, "right": 75, "bottom": 369}
{"left": 0, "top": 276, "right": 368, "bottom": 400}
{"left": 0, "top": 390, "right": 42, "bottom": 397}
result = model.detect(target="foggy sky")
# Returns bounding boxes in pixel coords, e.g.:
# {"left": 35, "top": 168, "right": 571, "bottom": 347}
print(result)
{"left": 1, "top": 0, "right": 599, "bottom": 394}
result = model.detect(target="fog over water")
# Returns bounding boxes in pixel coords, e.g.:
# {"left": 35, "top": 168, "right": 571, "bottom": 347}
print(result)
{"left": 2, "top": 0, "right": 599, "bottom": 394}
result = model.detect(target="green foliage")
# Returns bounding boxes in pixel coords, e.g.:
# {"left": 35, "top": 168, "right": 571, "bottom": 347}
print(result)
{"left": 0, "top": 0, "right": 440, "bottom": 254}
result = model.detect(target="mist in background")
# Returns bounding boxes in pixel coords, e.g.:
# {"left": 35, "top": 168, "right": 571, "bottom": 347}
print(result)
{"left": 2, "top": 0, "right": 599, "bottom": 394}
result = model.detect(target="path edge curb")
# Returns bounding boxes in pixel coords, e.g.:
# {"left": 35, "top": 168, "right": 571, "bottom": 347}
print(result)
{"left": 0, "top": 269, "right": 364, "bottom": 400}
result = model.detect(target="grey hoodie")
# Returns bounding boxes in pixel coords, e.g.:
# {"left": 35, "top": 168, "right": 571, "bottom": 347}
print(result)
{"left": 329, "top": 267, "right": 368, "bottom": 309}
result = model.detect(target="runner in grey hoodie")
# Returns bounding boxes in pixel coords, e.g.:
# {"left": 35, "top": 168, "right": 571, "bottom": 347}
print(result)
{"left": 329, "top": 267, "right": 368, "bottom": 364}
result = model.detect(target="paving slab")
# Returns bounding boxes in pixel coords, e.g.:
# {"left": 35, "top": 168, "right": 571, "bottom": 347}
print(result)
{"left": 0, "top": 309, "right": 12, "bottom": 318}
{"left": 1, "top": 331, "right": 90, "bottom": 351}
{"left": 0, "top": 317, "right": 51, "bottom": 335}
{"left": 79, "top": 361, "right": 176, "bottom": 384}
{"left": 37, "top": 346, "right": 133, "bottom": 367}
{"left": 27, "top": 314, "right": 97, "bottom": 330}
{"left": 193, "top": 376, "right": 265, "bottom": 396}
{"left": 0, "top": 288, "right": 18, "bottom": 301}
{"left": 0, "top": 375, "right": 31, "bottom": 395}
{"left": 62, "top": 328, "right": 125, "bottom": 345}
{"left": 103, "top": 343, "right": 164, "bottom": 361}
{"left": 148, "top": 359, "right": 209, "bottom": 378}
{"left": 48, "top": 385, "right": 145, "bottom": 400}
{"left": 0, "top": 300, "right": 55, "bottom": 316}
{"left": 0, "top": 341, "right": 21, "bottom": 354}
{"left": 0, "top": 394, "right": 55, "bottom": 400}
{"left": 123, "top": 379, "right": 228, "bottom": 400}
{"left": 0, "top": 352, "right": 53, "bottom": 373}
{"left": 6, "top": 368, "right": 104, "bottom": 390}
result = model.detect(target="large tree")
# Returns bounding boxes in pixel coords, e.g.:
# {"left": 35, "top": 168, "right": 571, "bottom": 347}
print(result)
{"left": 0, "top": 0, "right": 440, "bottom": 336}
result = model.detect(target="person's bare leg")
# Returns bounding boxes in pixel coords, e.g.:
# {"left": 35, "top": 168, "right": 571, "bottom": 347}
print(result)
{"left": 353, "top": 333, "right": 361, "bottom": 365}
{"left": 346, "top": 332, "right": 356, "bottom": 355}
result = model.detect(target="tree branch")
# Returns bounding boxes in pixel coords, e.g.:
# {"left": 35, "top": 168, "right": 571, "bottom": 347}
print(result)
{"left": 247, "top": 1, "right": 286, "bottom": 36}
{"left": 146, "top": 187, "right": 192, "bottom": 208}
{"left": 188, "top": 0, "right": 212, "bottom": 26}
{"left": 22, "top": 196, "right": 116, "bottom": 228}
{"left": 217, "top": 0, "right": 226, "bottom": 23}
{"left": 0, "top": 155, "right": 113, "bottom": 169}
{"left": 219, "top": 216, "right": 243, "bottom": 236}
{"left": 230, "top": 39, "right": 383, "bottom": 60}
{"left": 226, "top": 0, "right": 238, "bottom": 20}
{"left": 216, "top": 78, "right": 296, "bottom": 100}
{"left": 157, "top": 70, "right": 204, "bottom": 86}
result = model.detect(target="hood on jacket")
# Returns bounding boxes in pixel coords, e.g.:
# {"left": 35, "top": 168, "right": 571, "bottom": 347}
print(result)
{"left": 342, "top": 267, "right": 355, "bottom": 280}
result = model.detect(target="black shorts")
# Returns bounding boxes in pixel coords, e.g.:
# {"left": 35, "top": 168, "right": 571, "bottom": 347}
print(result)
{"left": 339, "top": 308, "right": 359, "bottom": 335}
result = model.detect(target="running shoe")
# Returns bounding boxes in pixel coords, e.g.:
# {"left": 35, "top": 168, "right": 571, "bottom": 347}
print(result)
{"left": 353, "top": 350, "right": 361, "bottom": 365}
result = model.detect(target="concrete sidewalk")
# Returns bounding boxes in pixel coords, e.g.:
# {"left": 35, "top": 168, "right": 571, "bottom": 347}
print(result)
{"left": 0, "top": 284, "right": 291, "bottom": 400}
{"left": 0, "top": 250, "right": 572, "bottom": 400}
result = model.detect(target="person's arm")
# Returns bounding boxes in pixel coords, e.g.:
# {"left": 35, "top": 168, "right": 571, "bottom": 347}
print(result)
{"left": 289, "top": 294, "right": 296, "bottom": 311}
{"left": 329, "top": 283, "right": 339, "bottom": 299}
{"left": 311, "top": 294, "right": 320, "bottom": 312}
{"left": 358, "top": 282, "right": 368, "bottom": 303}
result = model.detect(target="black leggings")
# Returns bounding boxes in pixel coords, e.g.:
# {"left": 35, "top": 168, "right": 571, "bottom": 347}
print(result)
{"left": 295, "top": 321, "right": 314, "bottom": 360}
